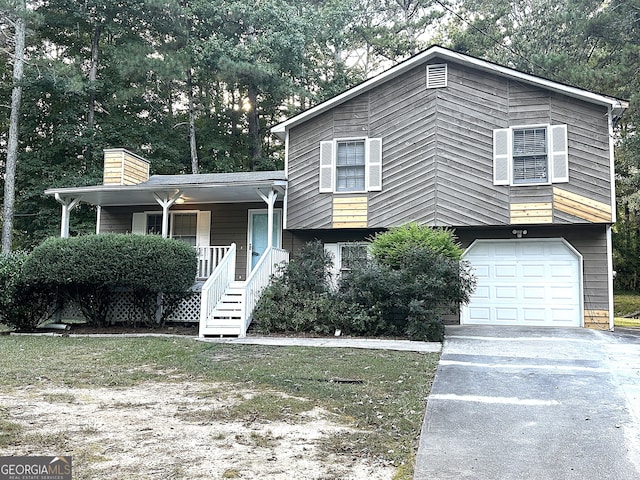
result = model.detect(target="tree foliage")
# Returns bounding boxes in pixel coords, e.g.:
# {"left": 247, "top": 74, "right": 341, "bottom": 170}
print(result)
{"left": 0, "top": 0, "right": 637, "bottom": 292}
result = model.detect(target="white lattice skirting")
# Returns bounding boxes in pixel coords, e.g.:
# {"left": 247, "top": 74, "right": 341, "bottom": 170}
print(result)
{"left": 57, "top": 290, "right": 201, "bottom": 324}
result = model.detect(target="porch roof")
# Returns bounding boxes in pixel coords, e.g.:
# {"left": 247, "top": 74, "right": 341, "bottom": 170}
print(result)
{"left": 45, "top": 171, "right": 287, "bottom": 206}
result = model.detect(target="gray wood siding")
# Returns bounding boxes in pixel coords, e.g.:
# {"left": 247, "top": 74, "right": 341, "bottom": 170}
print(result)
{"left": 457, "top": 225, "right": 610, "bottom": 311}
{"left": 287, "top": 111, "right": 334, "bottom": 229}
{"left": 435, "top": 65, "right": 510, "bottom": 226}
{"left": 550, "top": 94, "right": 611, "bottom": 205}
{"left": 369, "top": 65, "right": 438, "bottom": 226}
{"left": 100, "top": 206, "right": 154, "bottom": 233}
{"left": 285, "top": 57, "right": 614, "bottom": 229}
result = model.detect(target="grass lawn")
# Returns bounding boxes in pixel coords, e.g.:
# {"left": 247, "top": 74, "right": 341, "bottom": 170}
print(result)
{"left": 0, "top": 335, "right": 438, "bottom": 479}
{"left": 614, "top": 292, "right": 640, "bottom": 327}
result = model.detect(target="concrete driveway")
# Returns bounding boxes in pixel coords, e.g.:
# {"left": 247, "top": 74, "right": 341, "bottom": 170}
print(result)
{"left": 414, "top": 326, "right": 640, "bottom": 480}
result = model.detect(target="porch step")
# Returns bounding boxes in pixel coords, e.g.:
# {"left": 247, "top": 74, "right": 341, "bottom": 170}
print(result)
{"left": 204, "top": 283, "right": 246, "bottom": 336}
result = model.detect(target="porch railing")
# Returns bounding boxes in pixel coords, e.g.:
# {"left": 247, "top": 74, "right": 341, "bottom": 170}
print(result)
{"left": 242, "top": 246, "right": 289, "bottom": 333}
{"left": 199, "top": 243, "right": 236, "bottom": 334}
{"left": 196, "top": 245, "right": 232, "bottom": 280}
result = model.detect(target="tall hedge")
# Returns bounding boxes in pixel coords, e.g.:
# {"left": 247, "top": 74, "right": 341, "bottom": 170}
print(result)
{"left": 0, "top": 252, "right": 56, "bottom": 331}
{"left": 23, "top": 234, "right": 197, "bottom": 327}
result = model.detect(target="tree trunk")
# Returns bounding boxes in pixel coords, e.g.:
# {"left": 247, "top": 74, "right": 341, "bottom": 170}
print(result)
{"left": 187, "top": 68, "right": 199, "bottom": 174}
{"left": 2, "top": 3, "right": 26, "bottom": 254}
{"left": 247, "top": 84, "right": 261, "bottom": 171}
{"left": 87, "top": 25, "right": 101, "bottom": 130}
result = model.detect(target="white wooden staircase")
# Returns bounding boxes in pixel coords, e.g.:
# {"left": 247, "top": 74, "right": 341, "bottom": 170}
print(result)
{"left": 199, "top": 244, "right": 289, "bottom": 337}
{"left": 206, "top": 282, "right": 245, "bottom": 335}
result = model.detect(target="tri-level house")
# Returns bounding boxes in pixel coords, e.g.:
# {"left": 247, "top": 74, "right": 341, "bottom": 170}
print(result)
{"left": 46, "top": 46, "right": 628, "bottom": 335}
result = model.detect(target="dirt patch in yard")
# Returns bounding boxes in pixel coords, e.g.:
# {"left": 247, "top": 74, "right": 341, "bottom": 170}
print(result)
{"left": 0, "top": 382, "right": 394, "bottom": 479}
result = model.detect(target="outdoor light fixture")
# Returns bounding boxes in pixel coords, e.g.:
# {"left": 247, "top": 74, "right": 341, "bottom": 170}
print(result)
{"left": 512, "top": 229, "right": 528, "bottom": 238}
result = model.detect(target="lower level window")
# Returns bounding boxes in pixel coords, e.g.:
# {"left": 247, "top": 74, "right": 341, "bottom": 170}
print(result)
{"left": 171, "top": 213, "right": 197, "bottom": 246}
{"left": 146, "top": 212, "right": 197, "bottom": 246}
{"left": 146, "top": 214, "right": 162, "bottom": 235}
{"left": 340, "top": 243, "right": 369, "bottom": 271}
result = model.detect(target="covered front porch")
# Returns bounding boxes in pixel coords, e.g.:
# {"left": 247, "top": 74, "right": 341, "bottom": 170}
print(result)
{"left": 45, "top": 153, "right": 289, "bottom": 336}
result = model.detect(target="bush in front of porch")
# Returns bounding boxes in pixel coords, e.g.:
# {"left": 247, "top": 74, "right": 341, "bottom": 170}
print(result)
{"left": 0, "top": 251, "right": 56, "bottom": 331}
{"left": 22, "top": 234, "right": 197, "bottom": 327}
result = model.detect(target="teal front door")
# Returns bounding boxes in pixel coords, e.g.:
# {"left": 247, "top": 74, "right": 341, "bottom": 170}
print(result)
{"left": 248, "top": 209, "right": 282, "bottom": 275}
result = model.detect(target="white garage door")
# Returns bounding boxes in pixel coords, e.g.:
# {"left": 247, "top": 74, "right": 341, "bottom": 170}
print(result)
{"left": 461, "top": 239, "right": 582, "bottom": 327}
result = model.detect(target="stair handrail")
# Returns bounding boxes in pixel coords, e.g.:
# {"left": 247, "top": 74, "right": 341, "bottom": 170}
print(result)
{"left": 199, "top": 243, "right": 236, "bottom": 337}
{"left": 242, "top": 246, "right": 289, "bottom": 334}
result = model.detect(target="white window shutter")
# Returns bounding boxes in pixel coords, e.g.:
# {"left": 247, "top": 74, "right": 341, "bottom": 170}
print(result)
{"left": 493, "top": 128, "right": 510, "bottom": 185}
{"left": 196, "top": 211, "right": 211, "bottom": 247}
{"left": 367, "top": 137, "right": 383, "bottom": 191}
{"left": 319, "top": 141, "right": 334, "bottom": 193}
{"left": 132, "top": 212, "right": 146, "bottom": 234}
{"left": 550, "top": 124, "right": 569, "bottom": 183}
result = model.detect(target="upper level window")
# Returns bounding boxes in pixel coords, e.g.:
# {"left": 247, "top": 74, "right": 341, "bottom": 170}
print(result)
{"left": 319, "top": 138, "right": 383, "bottom": 193}
{"left": 336, "top": 140, "right": 366, "bottom": 192}
{"left": 512, "top": 127, "right": 547, "bottom": 184}
{"left": 493, "top": 124, "right": 568, "bottom": 186}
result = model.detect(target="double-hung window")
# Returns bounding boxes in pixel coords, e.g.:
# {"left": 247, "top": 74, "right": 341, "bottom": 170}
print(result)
{"left": 171, "top": 212, "right": 198, "bottom": 246}
{"left": 336, "top": 140, "right": 366, "bottom": 192}
{"left": 319, "top": 137, "right": 383, "bottom": 193}
{"left": 132, "top": 210, "right": 210, "bottom": 248}
{"left": 512, "top": 127, "right": 547, "bottom": 184}
{"left": 493, "top": 124, "right": 568, "bottom": 186}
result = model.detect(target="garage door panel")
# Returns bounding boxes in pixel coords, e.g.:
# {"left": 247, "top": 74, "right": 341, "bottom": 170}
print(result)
{"left": 495, "top": 308, "right": 518, "bottom": 322}
{"left": 522, "top": 264, "right": 545, "bottom": 278}
{"left": 523, "top": 286, "right": 545, "bottom": 300}
{"left": 519, "top": 243, "right": 545, "bottom": 257}
{"left": 474, "top": 286, "right": 490, "bottom": 300}
{"left": 495, "top": 243, "right": 517, "bottom": 257}
{"left": 550, "top": 264, "right": 575, "bottom": 278}
{"left": 522, "top": 308, "right": 546, "bottom": 322}
{"left": 468, "top": 307, "right": 491, "bottom": 322}
{"left": 462, "top": 239, "right": 581, "bottom": 327}
{"left": 474, "top": 265, "right": 490, "bottom": 278}
{"left": 550, "top": 285, "right": 577, "bottom": 301}
{"left": 495, "top": 285, "right": 517, "bottom": 300}
{"left": 495, "top": 264, "right": 517, "bottom": 278}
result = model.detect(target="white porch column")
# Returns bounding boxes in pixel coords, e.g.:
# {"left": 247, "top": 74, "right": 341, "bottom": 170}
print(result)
{"left": 95, "top": 205, "right": 102, "bottom": 234}
{"left": 54, "top": 193, "right": 80, "bottom": 238}
{"left": 153, "top": 191, "right": 182, "bottom": 238}
{"left": 257, "top": 189, "right": 278, "bottom": 248}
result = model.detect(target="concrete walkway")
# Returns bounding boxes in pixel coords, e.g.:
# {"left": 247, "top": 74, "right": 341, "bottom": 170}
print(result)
{"left": 197, "top": 335, "right": 442, "bottom": 353}
{"left": 414, "top": 326, "right": 640, "bottom": 480}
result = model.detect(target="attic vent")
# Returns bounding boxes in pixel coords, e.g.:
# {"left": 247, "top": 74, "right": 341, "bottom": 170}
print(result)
{"left": 426, "top": 64, "right": 447, "bottom": 88}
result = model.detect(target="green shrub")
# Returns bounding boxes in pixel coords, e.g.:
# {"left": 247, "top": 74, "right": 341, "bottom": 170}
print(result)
{"left": 252, "top": 240, "right": 340, "bottom": 334}
{"left": 369, "top": 223, "right": 463, "bottom": 268}
{"left": 23, "top": 234, "right": 197, "bottom": 327}
{"left": 338, "top": 246, "right": 475, "bottom": 341}
{"left": 0, "top": 252, "right": 56, "bottom": 331}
